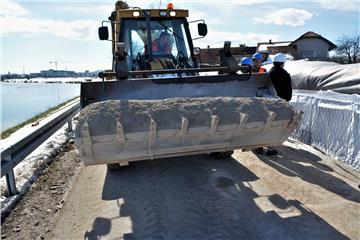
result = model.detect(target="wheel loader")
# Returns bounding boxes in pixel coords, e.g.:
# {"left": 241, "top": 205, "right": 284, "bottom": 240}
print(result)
{"left": 75, "top": 1, "right": 302, "bottom": 168}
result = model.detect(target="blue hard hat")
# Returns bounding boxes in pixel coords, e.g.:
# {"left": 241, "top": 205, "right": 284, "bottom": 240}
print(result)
{"left": 240, "top": 57, "right": 252, "bottom": 66}
{"left": 252, "top": 52, "right": 262, "bottom": 60}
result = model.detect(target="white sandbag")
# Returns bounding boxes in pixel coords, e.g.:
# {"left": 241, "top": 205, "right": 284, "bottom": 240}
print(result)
{"left": 284, "top": 60, "right": 360, "bottom": 95}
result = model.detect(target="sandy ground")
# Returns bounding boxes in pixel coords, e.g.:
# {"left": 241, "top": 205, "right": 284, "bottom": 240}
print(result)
{"left": 1, "top": 140, "right": 359, "bottom": 240}
{"left": 38, "top": 140, "right": 360, "bottom": 240}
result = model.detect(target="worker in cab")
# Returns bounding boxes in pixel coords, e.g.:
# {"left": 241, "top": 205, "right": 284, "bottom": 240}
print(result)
{"left": 252, "top": 52, "right": 266, "bottom": 73}
{"left": 240, "top": 57, "right": 252, "bottom": 73}
{"left": 152, "top": 32, "right": 172, "bottom": 55}
{"left": 268, "top": 53, "right": 292, "bottom": 102}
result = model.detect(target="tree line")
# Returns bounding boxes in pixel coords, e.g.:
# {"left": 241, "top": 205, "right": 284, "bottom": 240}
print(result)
{"left": 333, "top": 33, "right": 360, "bottom": 64}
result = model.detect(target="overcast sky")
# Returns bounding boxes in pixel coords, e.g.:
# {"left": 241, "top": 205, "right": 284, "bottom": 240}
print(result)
{"left": 1, "top": 0, "right": 359, "bottom": 73}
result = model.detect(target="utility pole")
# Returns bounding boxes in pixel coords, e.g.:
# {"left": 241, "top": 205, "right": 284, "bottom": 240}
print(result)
{"left": 49, "top": 60, "right": 72, "bottom": 70}
{"left": 49, "top": 60, "right": 58, "bottom": 70}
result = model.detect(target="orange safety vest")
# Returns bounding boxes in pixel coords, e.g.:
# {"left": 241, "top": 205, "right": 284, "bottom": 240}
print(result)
{"left": 252, "top": 66, "right": 267, "bottom": 73}
{"left": 152, "top": 40, "right": 171, "bottom": 54}
{"left": 258, "top": 67, "right": 266, "bottom": 73}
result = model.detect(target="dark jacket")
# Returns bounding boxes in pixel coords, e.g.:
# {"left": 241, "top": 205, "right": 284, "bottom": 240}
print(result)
{"left": 268, "top": 66, "right": 292, "bottom": 101}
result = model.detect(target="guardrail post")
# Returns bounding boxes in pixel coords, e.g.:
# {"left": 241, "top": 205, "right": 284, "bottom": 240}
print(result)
{"left": 68, "top": 120, "right": 73, "bottom": 132}
{"left": 4, "top": 155, "right": 18, "bottom": 196}
{"left": 5, "top": 169, "right": 18, "bottom": 196}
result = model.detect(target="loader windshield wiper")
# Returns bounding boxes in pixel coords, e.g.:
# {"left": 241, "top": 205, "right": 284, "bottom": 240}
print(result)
{"left": 155, "top": 20, "right": 184, "bottom": 42}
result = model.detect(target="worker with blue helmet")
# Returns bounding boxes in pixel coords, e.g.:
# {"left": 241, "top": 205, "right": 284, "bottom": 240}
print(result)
{"left": 240, "top": 57, "right": 252, "bottom": 66}
{"left": 252, "top": 52, "right": 262, "bottom": 60}
{"left": 240, "top": 57, "right": 252, "bottom": 73}
{"left": 252, "top": 52, "right": 266, "bottom": 73}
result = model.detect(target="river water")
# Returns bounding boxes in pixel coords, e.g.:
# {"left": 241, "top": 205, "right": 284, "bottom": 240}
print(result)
{"left": 1, "top": 82, "right": 80, "bottom": 131}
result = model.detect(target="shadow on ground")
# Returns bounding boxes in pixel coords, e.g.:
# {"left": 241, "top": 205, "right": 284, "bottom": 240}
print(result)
{"left": 85, "top": 154, "right": 349, "bottom": 240}
{"left": 256, "top": 145, "right": 360, "bottom": 203}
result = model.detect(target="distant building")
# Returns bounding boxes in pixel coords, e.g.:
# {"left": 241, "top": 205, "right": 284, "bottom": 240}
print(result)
{"left": 29, "top": 72, "right": 40, "bottom": 78}
{"left": 200, "top": 45, "right": 257, "bottom": 65}
{"left": 256, "top": 31, "right": 337, "bottom": 61}
{"left": 1, "top": 69, "right": 100, "bottom": 81}
{"left": 1, "top": 73, "right": 23, "bottom": 81}
{"left": 257, "top": 40, "right": 295, "bottom": 55}
{"left": 39, "top": 69, "right": 76, "bottom": 78}
{"left": 77, "top": 70, "right": 91, "bottom": 77}
{"left": 290, "top": 31, "right": 337, "bottom": 60}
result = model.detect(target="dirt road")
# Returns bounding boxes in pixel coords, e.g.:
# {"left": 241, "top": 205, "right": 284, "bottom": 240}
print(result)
{"left": 48, "top": 140, "right": 359, "bottom": 240}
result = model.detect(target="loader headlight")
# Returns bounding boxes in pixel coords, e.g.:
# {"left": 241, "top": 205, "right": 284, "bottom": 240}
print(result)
{"left": 169, "top": 11, "right": 176, "bottom": 17}
{"left": 159, "top": 11, "right": 167, "bottom": 17}
{"left": 193, "top": 47, "right": 201, "bottom": 56}
{"left": 133, "top": 11, "right": 140, "bottom": 17}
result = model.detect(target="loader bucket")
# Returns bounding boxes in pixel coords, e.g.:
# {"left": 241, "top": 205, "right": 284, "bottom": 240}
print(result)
{"left": 75, "top": 74, "right": 302, "bottom": 166}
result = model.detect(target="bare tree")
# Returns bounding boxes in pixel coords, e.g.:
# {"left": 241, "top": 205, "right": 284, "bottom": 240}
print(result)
{"left": 336, "top": 34, "right": 360, "bottom": 63}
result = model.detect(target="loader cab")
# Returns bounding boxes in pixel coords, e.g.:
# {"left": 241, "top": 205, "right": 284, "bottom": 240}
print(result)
{"left": 119, "top": 17, "right": 197, "bottom": 71}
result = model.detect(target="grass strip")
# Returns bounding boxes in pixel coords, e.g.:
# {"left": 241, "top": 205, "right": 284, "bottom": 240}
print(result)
{"left": 1, "top": 96, "right": 79, "bottom": 139}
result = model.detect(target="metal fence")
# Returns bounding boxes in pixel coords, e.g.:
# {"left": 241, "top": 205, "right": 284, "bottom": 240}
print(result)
{"left": 290, "top": 90, "right": 360, "bottom": 171}
{"left": 1, "top": 100, "right": 80, "bottom": 196}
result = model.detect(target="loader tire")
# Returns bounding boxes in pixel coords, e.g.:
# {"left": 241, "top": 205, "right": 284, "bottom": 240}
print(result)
{"left": 107, "top": 163, "right": 124, "bottom": 171}
{"left": 209, "top": 151, "right": 234, "bottom": 159}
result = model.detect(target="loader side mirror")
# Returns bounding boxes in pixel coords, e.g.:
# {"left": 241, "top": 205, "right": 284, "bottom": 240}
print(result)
{"left": 198, "top": 23, "right": 208, "bottom": 37}
{"left": 98, "top": 26, "right": 109, "bottom": 40}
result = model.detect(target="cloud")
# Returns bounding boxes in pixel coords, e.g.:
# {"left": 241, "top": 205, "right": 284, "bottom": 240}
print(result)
{"left": 194, "top": 27, "right": 280, "bottom": 47}
{"left": 315, "top": 0, "right": 360, "bottom": 11}
{"left": 170, "top": 0, "right": 269, "bottom": 5}
{"left": 58, "top": 4, "right": 113, "bottom": 16}
{"left": 228, "top": 0, "right": 271, "bottom": 5}
{"left": 1, "top": 1, "right": 99, "bottom": 41}
{"left": 2, "top": 15, "right": 99, "bottom": 41}
{"left": 253, "top": 8, "right": 313, "bottom": 26}
{"left": 2, "top": 0, "right": 29, "bottom": 17}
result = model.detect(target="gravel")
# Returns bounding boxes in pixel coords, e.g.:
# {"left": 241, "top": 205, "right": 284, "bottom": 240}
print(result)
{"left": 76, "top": 97, "right": 295, "bottom": 137}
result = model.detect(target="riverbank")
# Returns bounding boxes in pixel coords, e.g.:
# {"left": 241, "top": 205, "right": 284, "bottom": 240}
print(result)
{"left": 1, "top": 81, "right": 80, "bottom": 131}
{"left": 1, "top": 96, "right": 79, "bottom": 139}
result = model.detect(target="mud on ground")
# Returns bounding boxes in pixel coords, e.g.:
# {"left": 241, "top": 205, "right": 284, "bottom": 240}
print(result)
{"left": 1, "top": 142, "right": 81, "bottom": 240}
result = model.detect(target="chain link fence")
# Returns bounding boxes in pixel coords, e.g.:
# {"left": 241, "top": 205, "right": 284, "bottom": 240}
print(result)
{"left": 290, "top": 90, "right": 360, "bottom": 171}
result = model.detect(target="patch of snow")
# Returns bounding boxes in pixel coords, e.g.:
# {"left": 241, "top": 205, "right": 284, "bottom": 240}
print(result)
{"left": 258, "top": 41, "right": 293, "bottom": 52}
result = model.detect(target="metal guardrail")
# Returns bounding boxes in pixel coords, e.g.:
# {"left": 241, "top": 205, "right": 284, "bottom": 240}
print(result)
{"left": 1, "top": 100, "right": 80, "bottom": 196}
